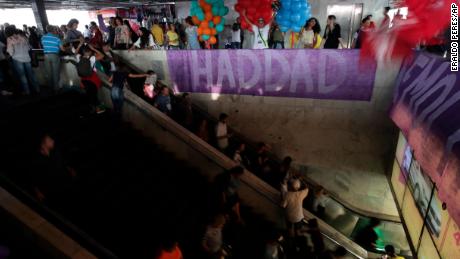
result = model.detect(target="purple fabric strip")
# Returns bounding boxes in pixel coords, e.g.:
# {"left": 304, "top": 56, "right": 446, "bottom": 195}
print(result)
{"left": 166, "top": 49, "right": 377, "bottom": 101}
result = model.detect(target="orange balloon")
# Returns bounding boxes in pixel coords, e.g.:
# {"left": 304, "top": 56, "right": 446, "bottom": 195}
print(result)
{"left": 192, "top": 16, "right": 200, "bottom": 25}
{"left": 198, "top": 0, "right": 206, "bottom": 6}
{"left": 203, "top": 28, "right": 211, "bottom": 35}
{"left": 197, "top": 27, "right": 203, "bottom": 35}
{"left": 202, "top": 4, "right": 212, "bottom": 12}
{"left": 205, "top": 12, "right": 213, "bottom": 21}
{"left": 211, "top": 28, "right": 217, "bottom": 35}
{"left": 209, "top": 36, "right": 217, "bottom": 45}
{"left": 199, "top": 35, "right": 204, "bottom": 42}
{"left": 212, "top": 16, "right": 221, "bottom": 25}
{"left": 200, "top": 21, "right": 209, "bottom": 29}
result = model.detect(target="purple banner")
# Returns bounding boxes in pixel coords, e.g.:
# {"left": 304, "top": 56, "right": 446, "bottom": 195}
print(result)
{"left": 167, "top": 49, "right": 377, "bottom": 101}
{"left": 391, "top": 52, "right": 460, "bottom": 226}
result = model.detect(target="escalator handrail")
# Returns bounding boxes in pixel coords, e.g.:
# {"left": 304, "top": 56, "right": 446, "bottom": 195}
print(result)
{"left": 0, "top": 171, "right": 118, "bottom": 259}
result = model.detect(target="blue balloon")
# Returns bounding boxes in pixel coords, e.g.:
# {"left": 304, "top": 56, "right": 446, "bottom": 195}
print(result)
{"left": 209, "top": 21, "right": 215, "bottom": 28}
{"left": 291, "top": 2, "right": 302, "bottom": 11}
{"left": 292, "top": 26, "right": 302, "bottom": 32}
{"left": 202, "top": 35, "right": 210, "bottom": 40}
{"left": 197, "top": 12, "right": 205, "bottom": 21}
{"left": 291, "top": 14, "right": 301, "bottom": 23}
{"left": 280, "top": 26, "right": 289, "bottom": 33}
{"left": 216, "top": 24, "right": 224, "bottom": 32}
{"left": 212, "top": 6, "right": 219, "bottom": 15}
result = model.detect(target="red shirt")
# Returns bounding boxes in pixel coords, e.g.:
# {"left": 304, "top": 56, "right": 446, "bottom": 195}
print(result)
{"left": 157, "top": 247, "right": 183, "bottom": 259}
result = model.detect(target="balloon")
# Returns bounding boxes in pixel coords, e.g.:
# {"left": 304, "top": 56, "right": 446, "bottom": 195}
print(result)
{"left": 202, "top": 34, "right": 210, "bottom": 40}
{"left": 216, "top": 24, "right": 224, "bottom": 32}
{"left": 212, "top": 16, "right": 221, "bottom": 25}
{"left": 209, "top": 36, "right": 217, "bottom": 45}
{"left": 205, "top": 12, "right": 213, "bottom": 21}
{"left": 192, "top": 16, "right": 200, "bottom": 25}
{"left": 200, "top": 21, "right": 209, "bottom": 28}
{"left": 280, "top": 26, "right": 289, "bottom": 32}
{"left": 212, "top": 6, "right": 220, "bottom": 15}
{"left": 203, "top": 28, "right": 211, "bottom": 35}
{"left": 211, "top": 28, "right": 217, "bottom": 35}
{"left": 197, "top": 12, "right": 205, "bottom": 21}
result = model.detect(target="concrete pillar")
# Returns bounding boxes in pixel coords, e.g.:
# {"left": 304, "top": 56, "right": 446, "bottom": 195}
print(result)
{"left": 31, "top": 0, "right": 49, "bottom": 33}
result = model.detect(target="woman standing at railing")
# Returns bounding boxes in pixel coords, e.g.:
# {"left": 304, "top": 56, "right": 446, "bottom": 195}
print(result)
{"left": 184, "top": 16, "right": 201, "bottom": 50}
{"left": 114, "top": 17, "right": 131, "bottom": 50}
{"left": 5, "top": 26, "right": 39, "bottom": 95}
{"left": 129, "top": 27, "right": 159, "bottom": 50}
{"left": 299, "top": 17, "right": 321, "bottom": 49}
{"left": 166, "top": 24, "right": 180, "bottom": 50}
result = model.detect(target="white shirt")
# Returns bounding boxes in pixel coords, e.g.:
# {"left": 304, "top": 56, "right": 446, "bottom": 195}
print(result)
{"left": 252, "top": 25, "right": 270, "bottom": 49}
{"left": 300, "top": 29, "right": 314, "bottom": 46}
{"left": 134, "top": 34, "right": 156, "bottom": 49}
{"left": 282, "top": 188, "right": 309, "bottom": 223}
{"left": 203, "top": 226, "right": 223, "bottom": 253}
{"left": 216, "top": 122, "right": 228, "bottom": 149}
{"left": 83, "top": 28, "right": 92, "bottom": 38}
{"left": 231, "top": 29, "right": 241, "bottom": 43}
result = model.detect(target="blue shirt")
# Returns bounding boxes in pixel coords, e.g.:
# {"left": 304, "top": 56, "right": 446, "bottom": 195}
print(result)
{"left": 41, "top": 33, "right": 61, "bottom": 54}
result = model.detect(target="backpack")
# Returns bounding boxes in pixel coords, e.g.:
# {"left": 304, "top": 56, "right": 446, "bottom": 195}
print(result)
{"left": 77, "top": 56, "right": 93, "bottom": 77}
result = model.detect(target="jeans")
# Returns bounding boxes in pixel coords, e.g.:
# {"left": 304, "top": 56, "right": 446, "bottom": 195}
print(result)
{"left": 272, "top": 41, "right": 285, "bottom": 49}
{"left": 44, "top": 54, "right": 61, "bottom": 92}
{"left": 12, "top": 59, "right": 39, "bottom": 94}
{"left": 111, "top": 86, "right": 124, "bottom": 114}
{"left": 231, "top": 42, "right": 241, "bottom": 49}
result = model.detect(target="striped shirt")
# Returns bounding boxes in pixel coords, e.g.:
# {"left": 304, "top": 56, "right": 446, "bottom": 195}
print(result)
{"left": 41, "top": 33, "right": 61, "bottom": 54}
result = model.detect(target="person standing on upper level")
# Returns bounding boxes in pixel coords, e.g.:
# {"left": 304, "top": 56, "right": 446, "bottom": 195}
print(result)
{"left": 83, "top": 25, "right": 92, "bottom": 40}
{"left": 41, "top": 25, "right": 65, "bottom": 93}
{"left": 323, "top": 15, "right": 344, "bottom": 49}
{"left": 151, "top": 19, "right": 164, "bottom": 47}
{"left": 242, "top": 10, "right": 271, "bottom": 49}
{"left": 184, "top": 16, "right": 201, "bottom": 50}
{"left": 6, "top": 26, "right": 40, "bottom": 95}
{"left": 65, "top": 19, "right": 83, "bottom": 49}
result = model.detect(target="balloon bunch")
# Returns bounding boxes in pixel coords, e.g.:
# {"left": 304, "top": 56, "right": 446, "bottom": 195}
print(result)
{"left": 190, "top": 0, "right": 229, "bottom": 45}
{"left": 234, "top": 0, "right": 274, "bottom": 32}
{"left": 275, "top": 0, "right": 311, "bottom": 32}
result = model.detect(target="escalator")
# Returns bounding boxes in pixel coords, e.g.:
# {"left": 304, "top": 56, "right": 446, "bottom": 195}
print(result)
{"left": 116, "top": 53, "right": 414, "bottom": 259}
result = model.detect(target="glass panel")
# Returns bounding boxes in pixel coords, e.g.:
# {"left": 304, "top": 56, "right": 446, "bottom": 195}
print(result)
{"left": 418, "top": 228, "right": 441, "bottom": 259}
{"left": 391, "top": 159, "right": 406, "bottom": 208}
{"left": 402, "top": 188, "right": 424, "bottom": 248}
{"left": 440, "top": 219, "right": 460, "bottom": 258}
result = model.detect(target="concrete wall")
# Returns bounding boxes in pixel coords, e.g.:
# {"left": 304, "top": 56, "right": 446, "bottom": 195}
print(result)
{"left": 191, "top": 58, "right": 400, "bottom": 173}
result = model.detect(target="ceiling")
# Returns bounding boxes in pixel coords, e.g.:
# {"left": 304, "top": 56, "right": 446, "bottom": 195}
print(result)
{"left": 0, "top": 0, "right": 180, "bottom": 10}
